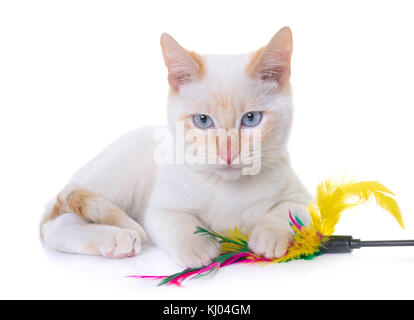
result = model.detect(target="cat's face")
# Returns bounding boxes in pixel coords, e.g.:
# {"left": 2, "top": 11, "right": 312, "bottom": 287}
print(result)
{"left": 161, "top": 27, "right": 294, "bottom": 180}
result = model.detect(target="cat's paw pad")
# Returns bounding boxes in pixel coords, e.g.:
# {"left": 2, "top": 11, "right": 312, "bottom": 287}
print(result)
{"left": 100, "top": 229, "right": 142, "bottom": 259}
{"left": 172, "top": 236, "right": 220, "bottom": 268}
{"left": 248, "top": 226, "right": 292, "bottom": 259}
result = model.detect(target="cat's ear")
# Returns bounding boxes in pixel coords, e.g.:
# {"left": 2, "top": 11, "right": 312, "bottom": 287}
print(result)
{"left": 248, "top": 27, "right": 293, "bottom": 87}
{"left": 160, "top": 33, "right": 204, "bottom": 91}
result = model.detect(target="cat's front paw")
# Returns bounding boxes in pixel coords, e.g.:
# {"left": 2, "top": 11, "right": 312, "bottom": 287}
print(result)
{"left": 248, "top": 225, "right": 292, "bottom": 259}
{"left": 171, "top": 234, "right": 220, "bottom": 268}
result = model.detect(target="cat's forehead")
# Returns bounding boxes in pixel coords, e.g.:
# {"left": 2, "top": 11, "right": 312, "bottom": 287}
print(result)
{"left": 201, "top": 53, "right": 253, "bottom": 88}
{"left": 179, "top": 52, "right": 258, "bottom": 106}
{"left": 185, "top": 53, "right": 275, "bottom": 107}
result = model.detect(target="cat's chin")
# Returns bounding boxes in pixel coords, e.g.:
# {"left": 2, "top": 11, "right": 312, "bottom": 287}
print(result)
{"left": 215, "top": 166, "right": 243, "bottom": 181}
{"left": 186, "top": 164, "right": 243, "bottom": 180}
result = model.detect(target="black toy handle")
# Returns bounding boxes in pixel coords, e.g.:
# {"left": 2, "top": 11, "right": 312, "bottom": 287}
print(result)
{"left": 320, "top": 235, "right": 414, "bottom": 254}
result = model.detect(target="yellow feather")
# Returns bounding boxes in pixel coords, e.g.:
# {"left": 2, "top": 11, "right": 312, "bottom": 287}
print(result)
{"left": 273, "top": 226, "right": 323, "bottom": 263}
{"left": 308, "top": 178, "right": 404, "bottom": 235}
{"left": 221, "top": 227, "right": 249, "bottom": 253}
{"left": 220, "top": 177, "right": 404, "bottom": 264}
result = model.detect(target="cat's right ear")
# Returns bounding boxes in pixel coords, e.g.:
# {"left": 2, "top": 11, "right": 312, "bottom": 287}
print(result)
{"left": 160, "top": 33, "right": 204, "bottom": 91}
{"left": 247, "top": 27, "right": 293, "bottom": 87}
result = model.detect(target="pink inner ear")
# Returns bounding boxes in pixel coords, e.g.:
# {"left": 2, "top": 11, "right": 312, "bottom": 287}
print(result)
{"left": 163, "top": 55, "right": 198, "bottom": 90}
{"left": 258, "top": 62, "right": 289, "bottom": 82}
{"left": 160, "top": 33, "right": 203, "bottom": 91}
{"left": 252, "top": 48, "right": 291, "bottom": 86}
{"left": 248, "top": 28, "right": 293, "bottom": 87}
{"left": 166, "top": 59, "right": 201, "bottom": 91}
{"left": 168, "top": 70, "right": 193, "bottom": 89}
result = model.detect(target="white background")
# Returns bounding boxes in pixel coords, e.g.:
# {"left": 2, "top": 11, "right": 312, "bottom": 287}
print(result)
{"left": 1, "top": 0, "right": 414, "bottom": 299}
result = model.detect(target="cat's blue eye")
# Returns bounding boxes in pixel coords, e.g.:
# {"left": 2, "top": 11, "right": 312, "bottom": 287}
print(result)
{"left": 193, "top": 114, "right": 214, "bottom": 129}
{"left": 241, "top": 111, "right": 262, "bottom": 127}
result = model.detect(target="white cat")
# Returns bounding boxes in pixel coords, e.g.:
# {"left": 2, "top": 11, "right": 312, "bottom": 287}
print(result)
{"left": 40, "top": 27, "right": 311, "bottom": 268}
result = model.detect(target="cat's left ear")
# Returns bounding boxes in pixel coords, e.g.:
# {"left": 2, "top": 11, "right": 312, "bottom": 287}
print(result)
{"left": 248, "top": 27, "right": 293, "bottom": 87}
{"left": 160, "top": 33, "right": 204, "bottom": 91}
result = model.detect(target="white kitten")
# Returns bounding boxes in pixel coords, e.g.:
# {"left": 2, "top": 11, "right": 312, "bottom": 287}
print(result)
{"left": 40, "top": 27, "right": 311, "bottom": 268}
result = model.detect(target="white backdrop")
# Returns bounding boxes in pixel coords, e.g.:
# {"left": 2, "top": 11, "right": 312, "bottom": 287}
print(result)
{"left": 1, "top": 0, "right": 414, "bottom": 299}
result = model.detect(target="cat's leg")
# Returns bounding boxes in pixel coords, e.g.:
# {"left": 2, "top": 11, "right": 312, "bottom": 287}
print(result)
{"left": 249, "top": 201, "right": 309, "bottom": 259}
{"left": 145, "top": 209, "right": 220, "bottom": 268}
{"left": 41, "top": 213, "right": 142, "bottom": 257}
{"left": 40, "top": 184, "right": 147, "bottom": 258}
{"left": 248, "top": 167, "right": 311, "bottom": 259}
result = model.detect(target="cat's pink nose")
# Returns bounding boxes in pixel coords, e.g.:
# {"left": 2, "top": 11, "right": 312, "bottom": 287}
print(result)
{"left": 218, "top": 137, "right": 238, "bottom": 165}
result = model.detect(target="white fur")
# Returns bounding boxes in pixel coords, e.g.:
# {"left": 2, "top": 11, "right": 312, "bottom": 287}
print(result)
{"left": 42, "top": 213, "right": 142, "bottom": 258}
{"left": 41, "top": 33, "right": 311, "bottom": 267}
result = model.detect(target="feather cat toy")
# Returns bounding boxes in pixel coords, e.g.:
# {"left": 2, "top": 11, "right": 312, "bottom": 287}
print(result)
{"left": 129, "top": 178, "right": 412, "bottom": 286}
